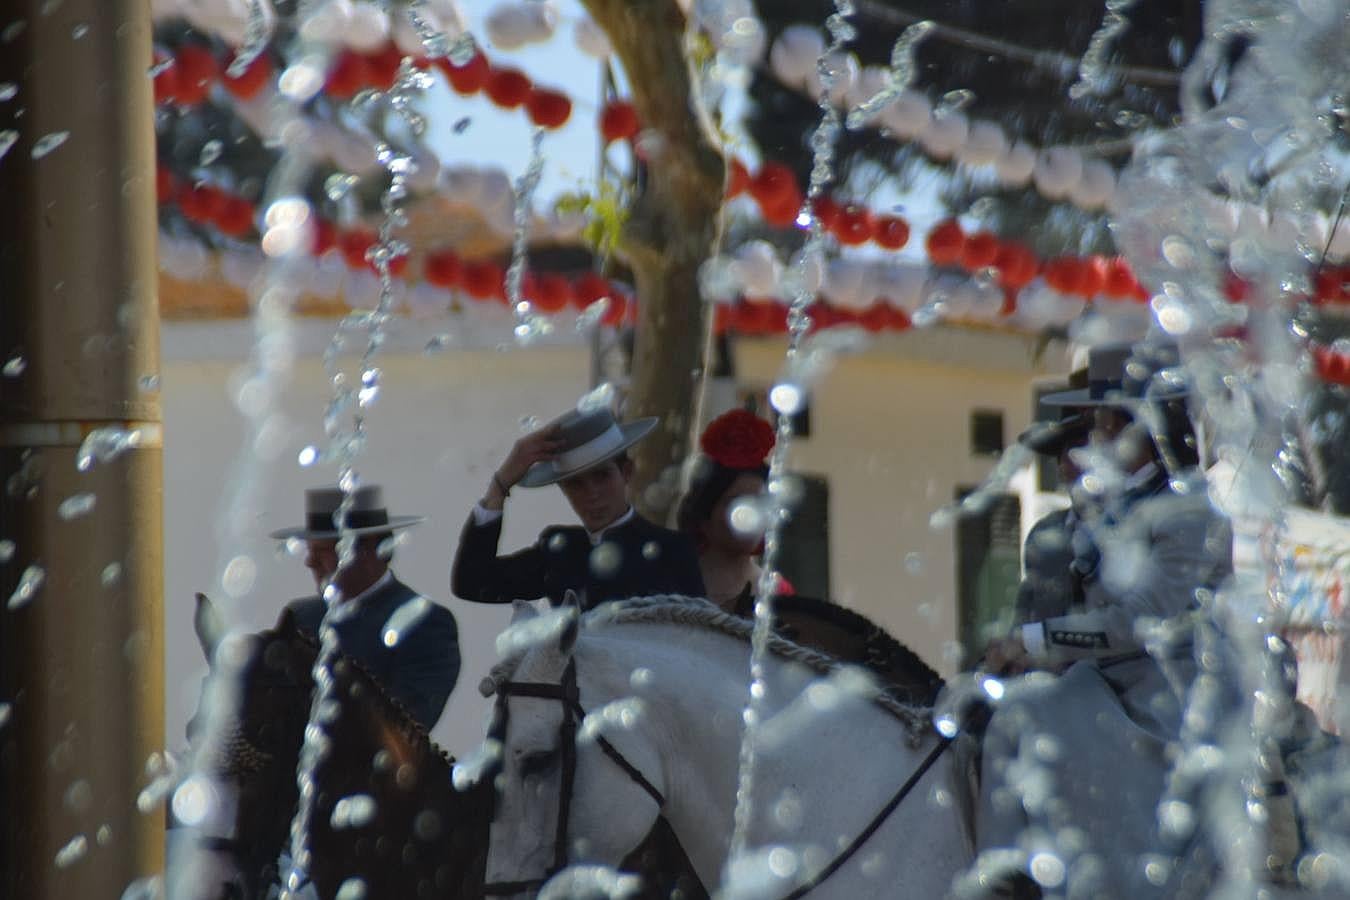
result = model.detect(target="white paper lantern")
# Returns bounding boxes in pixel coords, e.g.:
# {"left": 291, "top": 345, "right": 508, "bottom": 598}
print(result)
{"left": 309, "top": 253, "right": 346, "bottom": 298}
{"left": 344, "top": 1, "right": 391, "bottom": 53}
{"left": 179, "top": 0, "right": 275, "bottom": 47}
{"left": 847, "top": 65, "right": 890, "bottom": 112}
{"left": 824, "top": 257, "right": 869, "bottom": 310}
{"left": 995, "top": 140, "right": 1037, "bottom": 186}
{"left": 1069, "top": 158, "right": 1116, "bottom": 210}
{"left": 150, "top": 0, "right": 182, "bottom": 19}
{"left": 873, "top": 263, "right": 927, "bottom": 311}
{"left": 220, "top": 249, "right": 265, "bottom": 292}
{"left": 956, "top": 120, "right": 1008, "bottom": 168}
{"left": 806, "top": 50, "right": 859, "bottom": 106}
{"left": 920, "top": 110, "right": 969, "bottom": 160}
{"left": 878, "top": 90, "right": 932, "bottom": 140}
{"left": 733, "top": 240, "right": 782, "bottom": 297}
{"left": 159, "top": 233, "right": 213, "bottom": 282}
{"left": 1010, "top": 279, "right": 1058, "bottom": 330}
{"left": 486, "top": 1, "right": 557, "bottom": 50}
{"left": 344, "top": 269, "right": 383, "bottom": 309}
{"left": 769, "top": 25, "right": 825, "bottom": 91}
{"left": 1033, "top": 146, "right": 1085, "bottom": 201}
{"left": 574, "top": 17, "right": 612, "bottom": 58}
{"left": 392, "top": 12, "right": 430, "bottom": 56}
{"left": 299, "top": 0, "right": 354, "bottom": 46}
{"left": 966, "top": 279, "right": 1006, "bottom": 322}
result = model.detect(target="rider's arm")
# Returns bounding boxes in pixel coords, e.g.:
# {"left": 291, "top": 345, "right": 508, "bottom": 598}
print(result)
{"left": 450, "top": 511, "right": 551, "bottom": 604}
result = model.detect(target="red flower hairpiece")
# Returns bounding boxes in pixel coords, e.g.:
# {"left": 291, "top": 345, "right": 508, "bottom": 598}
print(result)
{"left": 700, "top": 409, "right": 775, "bottom": 470}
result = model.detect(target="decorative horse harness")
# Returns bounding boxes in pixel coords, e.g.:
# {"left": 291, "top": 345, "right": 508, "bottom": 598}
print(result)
{"left": 481, "top": 657, "right": 953, "bottom": 899}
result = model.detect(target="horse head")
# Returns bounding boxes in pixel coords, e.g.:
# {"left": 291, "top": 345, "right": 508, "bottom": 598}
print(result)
{"left": 482, "top": 601, "right": 667, "bottom": 897}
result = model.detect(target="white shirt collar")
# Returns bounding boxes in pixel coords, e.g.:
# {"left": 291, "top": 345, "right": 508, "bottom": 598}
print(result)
{"left": 327, "top": 569, "right": 393, "bottom": 615}
{"left": 587, "top": 506, "right": 635, "bottom": 545}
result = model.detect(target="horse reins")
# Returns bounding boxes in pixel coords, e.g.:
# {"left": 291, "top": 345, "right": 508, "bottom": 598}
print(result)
{"left": 482, "top": 656, "right": 953, "bottom": 899}
{"left": 481, "top": 658, "right": 666, "bottom": 896}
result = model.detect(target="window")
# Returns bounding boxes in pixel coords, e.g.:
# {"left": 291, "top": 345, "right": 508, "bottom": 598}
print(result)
{"left": 954, "top": 488, "right": 1021, "bottom": 668}
{"left": 777, "top": 474, "right": 830, "bottom": 599}
{"left": 969, "top": 409, "right": 1004, "bottom": 457}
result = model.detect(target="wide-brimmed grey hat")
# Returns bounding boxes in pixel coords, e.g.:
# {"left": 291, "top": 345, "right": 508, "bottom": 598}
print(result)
{"left": 518, "top": 407, "right": 658, "bottom": 488}
{"left": 1042, "top": 340, "right": 1188, "bottom": 408}
{"left": 1019, "top": 367, "right": 1092, "bottom": 456}
{"left": 269, "top": 485, "right": 424, "bottom": 540}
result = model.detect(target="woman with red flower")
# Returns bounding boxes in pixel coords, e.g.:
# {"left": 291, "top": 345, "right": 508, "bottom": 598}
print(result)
{"left": 676, "top": 409, "right": 793, "bottom": 612}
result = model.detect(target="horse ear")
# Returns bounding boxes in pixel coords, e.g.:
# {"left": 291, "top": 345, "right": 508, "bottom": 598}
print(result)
{"left": 557, "top": 603, "right": 580, "bottom": 657}
{"left": 510, "top": 599, "right": 540, "bottom": 624}
{"left": 193, "top": 592, "right": 224, "bottom": 661}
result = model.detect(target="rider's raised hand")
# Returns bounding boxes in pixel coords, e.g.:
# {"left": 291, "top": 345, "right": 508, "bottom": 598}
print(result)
{"left": 496, "top": 424, "right": 565, "bottom": 489}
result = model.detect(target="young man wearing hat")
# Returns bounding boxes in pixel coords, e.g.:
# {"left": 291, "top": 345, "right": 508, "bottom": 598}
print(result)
{"left": 452, "top": 406, "right": 706, "bottom": 610}
{"left": 272, "top": 485, "right": 461, "bottom": 730}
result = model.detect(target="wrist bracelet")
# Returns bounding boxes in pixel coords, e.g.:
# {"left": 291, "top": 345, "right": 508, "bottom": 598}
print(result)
{"left": 492, "top": 472, "right": 511, "bottom": 498}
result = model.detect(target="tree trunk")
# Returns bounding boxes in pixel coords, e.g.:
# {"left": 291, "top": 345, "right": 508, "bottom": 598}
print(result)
{"left": 581, "top": 0, "right": 726, "bottom": 523}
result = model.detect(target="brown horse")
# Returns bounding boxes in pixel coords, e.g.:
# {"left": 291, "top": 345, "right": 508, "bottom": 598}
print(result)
{"left": 170, "top": 597, "right": 491, "bottom": 899}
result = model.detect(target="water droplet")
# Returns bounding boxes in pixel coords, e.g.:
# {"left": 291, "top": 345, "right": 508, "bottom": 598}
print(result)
{"left": 0, "top": 83, "right": 16, "bottom": 101}
{"left": 382, "top": 596, "right": 431, "bottom": 647}
{"left": 53, "top": 834, "right": 87, "bottom": 868}
{"left": 57, "top": 492, "right": 96, "bottom": 519}
{"left": 0, "top": 540, "right": 13, "bottom": 562}
{"left": 0, "top": 130, "right": 16, "bottom": 161}
{"left": 336, "top": 877, "right": 368, "bottom": 900}
{"left": 331, "top": 794, "right": 377, "bottom": 829}
{"left": 1029, "top": 851, "right": 1066, "bottom": 887}
{"left": 7, "top": 564, "right": 45, "bottom": 609}
{"left": 903, "top": 551, "right": 923, "bottom": 574}
{"left": 221, "top": 555, "right": 256, "bottom": 598}
{"left": 101, "top": 562, "right": 122, "bottom": 587}
{"left": 198, "top": 139, "right": 223, "bottom": 166}
{"left": 31, "top": 130, "right": 69, "bottom": 159}
{"left": 981, "top": 676, "right": 1005, "bottom": 700}
{"left": 629, "top": 667, "right": 654, "bottom": 689}
{"left": 76, "top": 426, "right": 142, "bottom": 471}
{"left": 769, "top": 382, "right": 804, "bottom": 415}
{"left": 2, "top": 355, "right": 26, "bottom": 376}
{"left": 71, "top": 22, "right": 87, "bottom": 39}
{"left": 298, "top": 445, "right": 319, "bottom": 467}
{"left": 590, "top": 542, "right": 622, "bottom": 578}
{"left": 641, "top": 540, "right": 661, "bottom": 561}
{"left": 138, "top": 373, "right": 160, "bottom": 392}
{"left": 728, "top": 496, "right": 767, "bottom": 537}
{"left": 0, "top": 703, "right": 11, "bottom": 729}
{"left": 324, "top": 172, "right": 360, "bottom": 201}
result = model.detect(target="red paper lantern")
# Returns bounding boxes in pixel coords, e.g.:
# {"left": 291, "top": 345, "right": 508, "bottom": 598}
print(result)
{"left": 364, "top": 43, "right": 404, "bottom": 91}
{"left": 1315, "top": 346, "right": 1350, "bottom": 385}
{"left": 810, "top": 196, "right": 843, "bottom": 233}
{"left": 1044, "top": 257, "right": 1086, "bottom": 296}
{"left": 960, "top": 232, "right": 1000, "bottom": 270}
{"left": 174, "top": 45, "right": 220, "bottom": 107}
{"left": 726, "top": 158, "right": 750, "bottom": 198}
{"left": 438, "top": 51, "right": 489, "bottom": 95}
{"left": 873, "top": 216, "right": 910, "bottom": 251}
{"left": 761, "top": 186, "right": 803, "bottom": 228}
{"left": 216, "top": 194, "right": 256, "bottom": 237}
{"left": 572, "top": 271, "right": 613, "bottom": 308}
{"left": 1079, "top": 255, "right": 1109, "bottom": 298}
{"left": 485, "top": 67, "right": 532, "bottom": 109}
{"left": 222, "top": 51, "right": 274, "bottom": 100}
{"left": 423, "top": 249, "right": 462, "bottom": 288}
{"left": 338, "top": 229, "right": 377, "bottom": 270}
{"left": 750, "top": 162, "right": 796, "bottom": 211}
{"left": 1000, "top": 288, "right": 1018, "bottom": 317}
{"left": 155, "top": 166, "right": 176, "bottom": 204}
{"left": 532, "top": 273, "right": 573, "bottom": 312}
{"left": 994, "top": 241, "right": 1037, "bottom": 289}
{"left": 734, "top": 300, "right": 770, "bottom": 335}
{"left": 925, "top": 219, "right": 965, "bottom": 266}
{"left": 1314, "top": 267, "right": 1348, "bottom": 305}
{"left": 599, "top": 100, "right": 640, "bottom": 144}
{"left": 835, "top": 205, "right": 874, "bottom": 246}
{"left": 1104, "top": 257, "right": 1138, "bottom": 298}
{"left": 152, "top": 52, "right": 182, "bottom": 105}
{"left": 326, "top": 51, "right": 372, "bottom": 99}
{"left": 805, "top": 300, "right": 837, "bottom": 332}
{"left": 386, "top": 253, "right": 410, "bottom": 279}
{"left": 712, "top": 303, "right": 734, "bottom": 335}
{"left": 860, "top": 303, "right": 890, "bottom": 333}
{"left": 462, "top": 260, "right": 505, "bottom": 300}
{"left": 527, "top": 88, "right": 573, "bottom": 129}
{"left": 310, "top": 219, "right": 338, "bottom": 257}
{"left": 177, "top": 183, "right": 228, "bottom": 223}
{"left": 601, "top": 292, "right": 630, "bottom": 327}
{"left": 886, "top": 305, "right": 913, "bottom": 331}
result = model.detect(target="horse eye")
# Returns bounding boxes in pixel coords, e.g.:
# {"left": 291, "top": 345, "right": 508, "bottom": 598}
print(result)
{"left": 519, "top": 748, "right": 560, "bottom": 778}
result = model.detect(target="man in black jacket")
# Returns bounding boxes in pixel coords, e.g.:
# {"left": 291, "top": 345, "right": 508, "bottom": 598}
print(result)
{"left": 452, "top": 406, "right": 706, "bottom": 610}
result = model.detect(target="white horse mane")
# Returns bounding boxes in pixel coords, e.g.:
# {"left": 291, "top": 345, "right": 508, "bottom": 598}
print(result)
{"left": 482, "top": 595, "right": 931, "bottom": 738}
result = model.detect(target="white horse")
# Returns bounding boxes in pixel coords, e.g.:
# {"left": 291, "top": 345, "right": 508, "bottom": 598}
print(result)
{"left": 476, "top": 598, "right": 973, "bottom": 899}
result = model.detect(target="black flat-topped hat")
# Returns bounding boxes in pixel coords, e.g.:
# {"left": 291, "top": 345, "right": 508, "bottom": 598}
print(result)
{"left": 1019, "top": 366, "right": 1092, "bottom": 456}
{"left": 1041, "top": 339, "right": 1188, "bottom": 408}
{"left": 518, "top": 406, "right": 658, "bottom": 488}
{"left": 269, "top": 485, "right": 424, "bottom": 540}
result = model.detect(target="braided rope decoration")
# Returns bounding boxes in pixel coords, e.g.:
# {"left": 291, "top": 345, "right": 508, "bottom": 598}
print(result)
{"left": 486, "top": 596, "right": 933, "bottom": 741}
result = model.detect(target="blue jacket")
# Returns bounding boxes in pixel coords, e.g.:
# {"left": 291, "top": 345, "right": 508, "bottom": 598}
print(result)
{"left": 285, "top": 576, "right": 460, "bottom": 730}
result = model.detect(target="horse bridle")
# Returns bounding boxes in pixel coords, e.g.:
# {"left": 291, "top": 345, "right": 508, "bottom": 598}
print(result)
{"left": 480, "top": 656, "right": 954, "bottom": 899}
{"left": 481, "top": 658, "right": 666, "bottom": 896}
